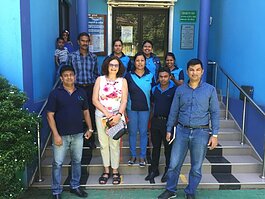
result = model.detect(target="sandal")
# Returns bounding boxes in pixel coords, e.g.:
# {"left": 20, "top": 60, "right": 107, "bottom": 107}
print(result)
{"left": 112, "top": 172, "right": 121, "bottom": 185}
{"left": 99, "top": 172, "right": 110, "bottom": 184}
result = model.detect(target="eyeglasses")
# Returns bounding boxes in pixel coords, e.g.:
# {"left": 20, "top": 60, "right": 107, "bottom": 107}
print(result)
{"left": 109, "top": 64, "right": 119, "bottom": 68}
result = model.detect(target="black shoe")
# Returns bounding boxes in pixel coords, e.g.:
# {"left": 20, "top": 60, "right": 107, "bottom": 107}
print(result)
{"left": 186, "top": 194, "right": 196, "bottom": 199}
{"left": 70, "top": 187, "right": 88, "bottom": 198}
{"left": 53, "top": 194, "right": 61, "bottom": 199}
{"left": 161, "top": 171, "right": 167, "bottom": 183}
{"left": 149, "top": 177, "right": 155, "bottom": 184}
{"left": 145, "top": 170, "right": 159, "bottom": 181}
{"left": 157, "top": 190, "right": 176, "bottom": 199}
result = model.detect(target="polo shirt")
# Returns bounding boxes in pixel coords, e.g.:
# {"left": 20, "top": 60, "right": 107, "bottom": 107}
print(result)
{"left": 46, "top": 85, "right": 88, "bottom": 136}
{"left": 104, "top": 52, "right": 132, "bottom": 76}
{"left": 171, "top": 65, "right": 184, "bottom": 80}
{"left": 145, "top": 53, "right": 161, "bottom": 81}
{"left": 151, "top": 81, "right": 177, "bottom": 117}
{"left": 125, "top": 70, "right": 155, "bottom": 111}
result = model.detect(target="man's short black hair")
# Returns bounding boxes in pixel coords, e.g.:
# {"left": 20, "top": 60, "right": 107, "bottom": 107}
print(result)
{"left": 112, "top": 39, "right": 123, "bottom": 47}
{"left": 59, "top": 65, "right": 75, "bottom": 76}
{"left": 77, "top": 32, "right": 90, "bottom": 41}
{"left": 187, "top": 58, "right": 203, "bottom": 70}
{"left": 158, "top": 67, "right": 171, "bottom": 75}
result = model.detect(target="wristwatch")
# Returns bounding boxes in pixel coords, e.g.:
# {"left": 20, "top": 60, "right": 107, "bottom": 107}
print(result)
{"left": 88, "top": 129, "right": 94, "bottom": 133}
{"left": 212, "top": 134, "right": 218, "bottom": 138}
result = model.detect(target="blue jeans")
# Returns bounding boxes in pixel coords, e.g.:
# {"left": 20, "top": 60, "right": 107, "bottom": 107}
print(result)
{"left": 52, "top": 133, "right": 84, "bottom": 195}
{"left": 127, "top": 110, "right": 149, "bottom": 158}
{"left": 166, "top": 125, "right": 209, "bottom": 195}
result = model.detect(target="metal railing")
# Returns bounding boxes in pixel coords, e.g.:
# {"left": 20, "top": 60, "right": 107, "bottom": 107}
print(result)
{"left": 34, "top": 78, "right": 61, "bottom": 183}
{"left": 208, "top": 61, "right": 265, "bottom": 179}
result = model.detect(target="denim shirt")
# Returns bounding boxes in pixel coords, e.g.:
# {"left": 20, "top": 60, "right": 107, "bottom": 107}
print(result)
{"left": 166, "top": 81, "right": 220, "bottom": 135}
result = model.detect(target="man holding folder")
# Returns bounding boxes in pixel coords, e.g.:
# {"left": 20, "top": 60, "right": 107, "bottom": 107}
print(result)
{"left": 158, "top": 58, "right": 220, "bottom": 199}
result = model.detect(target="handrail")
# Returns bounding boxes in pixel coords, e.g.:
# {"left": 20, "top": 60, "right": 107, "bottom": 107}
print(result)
{"left": 35, "top": 78, "right": 61, "bottom": 183}
{"left": 208, "top": 61, "right": 265, "bottom": 179}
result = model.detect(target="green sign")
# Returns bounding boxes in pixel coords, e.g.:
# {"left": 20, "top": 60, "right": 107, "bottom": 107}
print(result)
{"left": 180, "top": 10, "right": 197, "bottom": 22}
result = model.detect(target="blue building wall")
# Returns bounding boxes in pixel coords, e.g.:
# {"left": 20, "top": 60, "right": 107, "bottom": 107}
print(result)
{"left": 0, "top": 1, "right": 23, "bottom": 90}
{"left": 30, "top": 0, "right": 59, "bottom": 102}
{"left": 172, "top": 0, "right": 200, "bottom": 79}
{"left": 209, "top": 0, "right": 265, "bottom": 158}
{"left": 208, "top": 0, "right": 265, "bottom": 106}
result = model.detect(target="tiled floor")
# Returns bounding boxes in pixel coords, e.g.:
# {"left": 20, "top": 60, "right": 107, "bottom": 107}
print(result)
{"left": 19, "top": 188, "right": 265, "bottom": 199}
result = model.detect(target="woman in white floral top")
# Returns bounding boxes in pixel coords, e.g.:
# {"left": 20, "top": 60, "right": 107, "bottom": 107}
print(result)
{"left": 92, "top": 56, "right": 128, "bottom": 185}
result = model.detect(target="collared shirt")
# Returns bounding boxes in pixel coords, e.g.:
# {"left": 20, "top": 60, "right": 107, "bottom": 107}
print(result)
{"left": 171, "top": 65, "right": 184, "bottom": 80}
{"left": 68, "top": 49, "right": 99, "bottom": 84}
{"left": 125, "top": 69, "right": 155, "bottom": 111}
{"left": 46, "top": 85, "right": 88, "bottom": 136}
{"left": 151, "top": 81, "right": 177, "bottom": 117}
{"left": 166, "top": 81, "right": 220, "bottom": 135}
{"left": 104, "top": 52, "right": 132, "bottom": 76}
{"left": 145, "top": 53, "right": 161, "bottom": 81}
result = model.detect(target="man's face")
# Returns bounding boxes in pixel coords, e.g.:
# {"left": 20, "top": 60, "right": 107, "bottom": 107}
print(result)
{"left": 113, "top": 41, "right": 123, "bottom": 54}
{"left": 60, "top": 70, "right": 75, "bottom": 86}
{"left": 159, "top": 71, "right": 170, "bottom": 86}
{"left": 187, "top": 64, "right": 204, "bottom": 82}
{"left": 78, "top": 35, "right": 89, "bottom": 50}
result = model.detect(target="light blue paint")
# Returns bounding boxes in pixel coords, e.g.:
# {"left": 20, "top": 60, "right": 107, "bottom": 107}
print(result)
{"left": 88, "top": 0, "right": 108, "bottom": 69}
{"left": 88, "top": 0, "right": 107, "bottom": 14}
{"left": 0, "top": 1, "right": 23, "bottom": 90}
{"left": 30, "top": 0, "right": 59, "bottom": 102}
{"left": 209, "top": 0, "right": 265, "bottom": 106}
{"left": 172, "top": 0, "right": 200, "bottom": 81}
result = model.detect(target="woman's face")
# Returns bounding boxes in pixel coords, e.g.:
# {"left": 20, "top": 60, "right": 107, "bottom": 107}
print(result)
{"left": 165, "top": 55, "right": 175, "bottom": 69}
{"left": 134, "top": 55, "right": 146, "bottom": 71}
{"left": 62, "top": 33, "right": 68, "bottom": 41}
{"left": 108, "top": 59, "right": 120, "bottom": 75}
{"left": 142, "top": 42, "right": 152, "bottom": 57}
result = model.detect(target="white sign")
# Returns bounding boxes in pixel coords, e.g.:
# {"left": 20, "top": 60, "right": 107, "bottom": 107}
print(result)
{"left": 121, "top": 26, "right": 133, "bottom": 43}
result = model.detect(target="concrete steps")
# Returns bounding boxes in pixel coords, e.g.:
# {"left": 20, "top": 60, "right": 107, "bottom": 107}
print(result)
{"left": 31, "top": 102, "right": 265, "bottom": 189}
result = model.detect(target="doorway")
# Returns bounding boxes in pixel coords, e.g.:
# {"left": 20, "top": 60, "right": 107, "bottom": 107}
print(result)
{"left": 112, "top": 8, "right": 169, "bottom": 62}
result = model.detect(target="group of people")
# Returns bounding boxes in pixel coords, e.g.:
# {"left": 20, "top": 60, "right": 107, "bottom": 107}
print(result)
{"left": 47, "top": 31, "right": 220, "bottom": 199}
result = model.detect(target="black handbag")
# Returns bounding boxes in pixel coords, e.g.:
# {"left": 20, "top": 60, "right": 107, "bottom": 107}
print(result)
{"left": 106, "top": 119, "right": 127, "bottom": 140}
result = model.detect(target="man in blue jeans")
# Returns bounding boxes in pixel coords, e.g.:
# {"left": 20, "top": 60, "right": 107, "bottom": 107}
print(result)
{"left": 158, "top": 58, "right": 220, "bottom": 199}
{"left": 47, "top": 65, "right": 94, "bottom": 199}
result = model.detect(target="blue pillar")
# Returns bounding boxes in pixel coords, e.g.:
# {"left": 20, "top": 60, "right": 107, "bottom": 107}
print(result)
{"left": 198, "top": 0, "right": 210, "bottom": 82}
{"left": 77, "top": 0, "right": 88, "bottom": 33}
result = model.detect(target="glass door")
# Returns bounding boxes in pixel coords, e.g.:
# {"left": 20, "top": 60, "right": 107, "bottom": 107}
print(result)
{"left": 113, "top": 8, "right": 169, "bottom": 61}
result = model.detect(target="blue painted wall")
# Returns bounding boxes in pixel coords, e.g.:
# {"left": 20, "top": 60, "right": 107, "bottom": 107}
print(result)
{"left": 0, "top": 1, "right": 23, "bottom": 89}
{"left": 30, "top": 0, "right": 59, "bottom": 102}
{"left": 172, "top": 0, "right": 200, "bottom": 80}
{"left": 209, "top": 0, "right": 265, "bottom": 106}
{"left": 209, "top": 0, "right": 265, "bottom": 158}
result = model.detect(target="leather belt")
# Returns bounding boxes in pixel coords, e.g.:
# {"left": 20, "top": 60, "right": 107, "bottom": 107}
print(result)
{"left": 154, "top": 116, "right": 168, "bottom": 120}
{"left": 178, "top": 122, "right": 209, "bottom": 129}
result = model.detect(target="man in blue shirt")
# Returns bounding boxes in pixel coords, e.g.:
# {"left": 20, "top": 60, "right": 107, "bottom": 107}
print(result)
{"left": 104, "top": 39, "right": 132, "bottom": 76}
{"left": 158, "top": 59, "right": 220, "bottom": 199}
{"left": 68, "top": 32, "right": 100, "bottom": 149}
{"left": 47, "top": 66, "right": 94, "bottom": 199}
{"left": 145, "top": 67, "right": 177, "bottom": 184}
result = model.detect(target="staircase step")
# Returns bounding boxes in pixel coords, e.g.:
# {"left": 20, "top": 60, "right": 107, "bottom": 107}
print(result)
{"left": 39, "top": 154, "right": 261, "bottom": 176}
{"left": 31, "top": 172, "right": 265, "bottom": 189}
